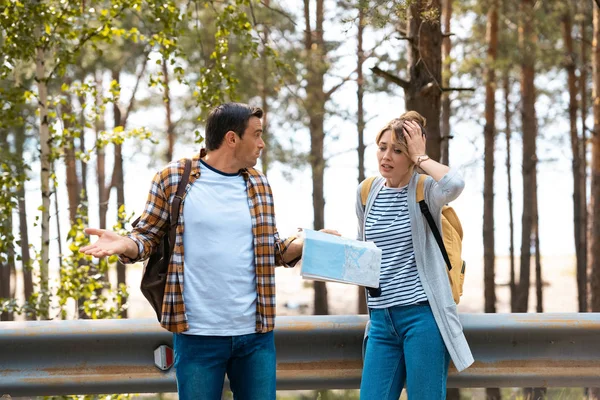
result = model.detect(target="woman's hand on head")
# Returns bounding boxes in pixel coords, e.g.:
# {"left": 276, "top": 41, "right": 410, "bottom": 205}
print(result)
{"left": 403, "top": 120, "right": 426, "bottom": 162}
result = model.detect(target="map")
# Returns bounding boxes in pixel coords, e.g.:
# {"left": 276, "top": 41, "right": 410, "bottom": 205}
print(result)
{"left": 299, "top": 229, "right": 382, "bottom": 288}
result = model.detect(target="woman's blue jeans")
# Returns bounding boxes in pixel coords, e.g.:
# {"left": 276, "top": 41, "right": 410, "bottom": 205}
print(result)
{"left": 173, "top": 330, "right": 276, "bottom": 400}
{"left": 360, "top": 302, "right": 450, "bottom": 400}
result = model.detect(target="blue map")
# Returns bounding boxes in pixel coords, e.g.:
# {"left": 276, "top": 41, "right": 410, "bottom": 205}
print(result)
{"left": 300, "top": 229, "right": 381, "bottom": 288}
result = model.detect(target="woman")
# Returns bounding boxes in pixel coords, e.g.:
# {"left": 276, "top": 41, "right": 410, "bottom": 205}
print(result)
{"left": 357, "top": 111, "right": 473, "bottom": 399}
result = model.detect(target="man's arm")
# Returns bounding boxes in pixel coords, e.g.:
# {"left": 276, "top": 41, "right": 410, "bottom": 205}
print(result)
{"left": 281, "top": 229, "right": 341, "bottom": 264}
{"left": 81, "top": 170, "right": 170, "bottom": 262}
{"left": 80, "top": 229, "right": 139, "bottom": 259}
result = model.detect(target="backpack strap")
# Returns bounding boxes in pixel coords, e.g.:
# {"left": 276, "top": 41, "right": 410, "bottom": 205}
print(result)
{"left": 416, "top": 174, "right": 453, "bottom": 272}
{"left": 360, "top": 176, "right": 381, "bottom": 298}
{"left": 169, "top": 158, "right": 192, "bottom": 254}
{"left": 360, "top": 176, "right": 377, "bottom": 207}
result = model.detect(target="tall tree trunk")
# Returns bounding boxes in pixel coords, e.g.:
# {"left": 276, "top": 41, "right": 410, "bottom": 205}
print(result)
{"left": 562, "top": 7, "right": 587, "bottom": 313}
{"left": 304, "top": 0, "right": 328, "bottom": 315}
{"left": 372, "top": 0, "right": 443, "bottom": 160}
{"left": 260, "top": 0, "right": 271, "bottom": 175}
{"left": 357, "top": 3, "right": 367, "bottom": 315}
{"left": 440, "top": 0, "right": 452, "bottom": 165}
{"left": 590, "top": 1, "right": 600, "bottom": 322}
{"left": 406, "top": 0, "right": 443, "bottom": 161}
{"left": 78, "top": 94, "right": 88, "bottom": 207}
{"left": 15, "top": 126, "right": 33, "bottom": 315}
{"left": 533, "top": 182, "right": 543, "bottom": 313}
{"left": 36, "top": 38, "right": 51, "bottom": 320}
{"left": 483, "top": 0, "right": 498, "bottom": 315}
{"left": 111, "top": 69, "right": 128, "bottom": 319}
{"left": 63, "top": 99, "right": 81, "bottom": 223}
{"left": 515, "top": 0, "right": 537, "bottom": 313}
{"left": 504, "top": 72, "right": 517, "bottom": 312}
{"left": 580, "top": 0, "right": 590, "bottom": 313}
{"left": 162, "top": 58, "right": 175, "bottom": 163}
{"left": 96, "top": 71, "right": 108, "bottom": 230}
{"left": 0, "top": 131, "right": 13, "bottom": 322}
{"left": 483, "top": 2, "right": 500, "bottom": 398}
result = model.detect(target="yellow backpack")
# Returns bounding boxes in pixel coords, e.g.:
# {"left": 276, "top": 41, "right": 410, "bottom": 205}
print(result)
{"left": 360, "top": 175, "right": 465, "bottom": 304}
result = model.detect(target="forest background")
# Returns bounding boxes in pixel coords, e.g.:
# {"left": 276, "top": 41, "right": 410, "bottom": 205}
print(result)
{"left": 1, "top": 0, "right": 600, "bottom": 399}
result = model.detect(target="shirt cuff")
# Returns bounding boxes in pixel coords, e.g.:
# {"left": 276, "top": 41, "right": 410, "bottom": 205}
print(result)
{"left": 117, "top": 234, "right": 143, "bottom": 264}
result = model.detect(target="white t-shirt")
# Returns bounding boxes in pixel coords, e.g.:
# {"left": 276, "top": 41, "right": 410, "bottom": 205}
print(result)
{"left": 182, "top": 160, "right": 256, "bottom": 335}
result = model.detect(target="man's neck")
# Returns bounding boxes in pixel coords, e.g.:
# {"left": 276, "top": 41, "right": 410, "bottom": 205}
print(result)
{"left": 202, "top": 150, "right": 242, "bottom": 174}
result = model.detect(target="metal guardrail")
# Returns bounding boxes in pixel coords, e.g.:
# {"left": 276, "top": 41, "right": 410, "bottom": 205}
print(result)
{"left": 1, "top": 313, "right": 600, "bottom": 396}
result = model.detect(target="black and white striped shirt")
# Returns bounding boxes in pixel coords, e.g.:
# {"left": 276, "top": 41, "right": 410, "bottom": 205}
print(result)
{"left": 365, "top": 185, "right": 428, "bottom": 309}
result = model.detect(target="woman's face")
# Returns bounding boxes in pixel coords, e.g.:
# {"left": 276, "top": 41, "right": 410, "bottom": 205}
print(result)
{"left": 377, "top": 129, "right": 412, "bottom": 186}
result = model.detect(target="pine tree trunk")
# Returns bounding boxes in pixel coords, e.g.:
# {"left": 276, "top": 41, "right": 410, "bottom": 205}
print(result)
{"left": 0, "top": 131, "right": 12, "bottom": 321}
{"left": 562, "top": 8, "right": 587, "bottom": 313}
{"left": 15, "top": 125, "right": 33, "bottom": 317}
{"left": 483, "top": 2, "right": 500, "bottom": 398}
{"left": 504, "top": 72, "right": 517, "bottom": 313}
{"left": 590, "top": 2, "right": 600, "bottom": 320}
{"left": 112, "top": 69, "right": 128, "bottom": 318}
{"left": 163, "top": 58, "right": 175, "bottom": 163}
{"left": 96, "top": 71, "right": 108, "bottom": 230}
{"left": 406, "top": 0, "right": 443, "bottom": 161}
{"left": 36, "top": 40, "right": 51, "bottom": 320}
{"left": 260, "top": 0, "right": 271, "bottom": 176}
{"left": 78, "top": 94, "right": 88, "bottom": 207}
{"left": 483, "top": 0, "right": 498, "bottom": 316}
{"left": 304, "top": 0, "right": 328, "bottom": 315}
{"left": 357, "top": 3, "right": 367, "bottom": 315}
{"left": 440, "top": 0, "right": 452, "bottom": 165}
{"left": 515, "top": 0, "right": 537, "bottom": 313}
{"left": 64, "top": 99, "right": 81, "bottom": 223}
{"left": 580, "top": 0, "right": 590, "bottom": 313}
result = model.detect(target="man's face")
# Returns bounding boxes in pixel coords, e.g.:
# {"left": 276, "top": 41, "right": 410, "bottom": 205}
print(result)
{"left": 234, "top": 116, "right": 264, "bottom": 168}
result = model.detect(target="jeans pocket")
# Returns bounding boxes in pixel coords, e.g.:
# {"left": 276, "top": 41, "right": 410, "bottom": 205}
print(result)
{"left": 444, "top": 304, "right": 463, "bottom": 338}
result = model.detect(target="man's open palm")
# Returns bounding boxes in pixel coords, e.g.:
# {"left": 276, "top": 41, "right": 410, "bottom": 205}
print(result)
{"left": 80, "top": 228, "right": 129, "bottom": 258}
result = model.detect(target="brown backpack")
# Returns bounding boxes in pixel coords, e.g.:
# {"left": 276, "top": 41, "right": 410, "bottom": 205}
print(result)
{"left": 132, "top": 159, "right": 191, "bottom": 322}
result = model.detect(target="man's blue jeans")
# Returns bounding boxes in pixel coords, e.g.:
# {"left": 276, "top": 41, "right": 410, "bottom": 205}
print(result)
{"left": 173, "top": 330, "right": 276, "bottom": 400}
{"left": 360, "top": 302, "right": 450, "bottom": 400}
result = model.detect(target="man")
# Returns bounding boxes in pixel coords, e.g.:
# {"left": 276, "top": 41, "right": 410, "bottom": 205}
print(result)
{"left": 80, "top": 102, "right": 338, "bottom": 399}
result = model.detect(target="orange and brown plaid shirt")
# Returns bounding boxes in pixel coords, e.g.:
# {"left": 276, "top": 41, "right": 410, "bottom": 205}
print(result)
{"left": 120, "top": 150, "right": 297, "bottom": 333}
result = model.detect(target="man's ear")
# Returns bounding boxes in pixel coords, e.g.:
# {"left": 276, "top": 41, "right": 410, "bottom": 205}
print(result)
{"left": 225, "top": 130, "right": 237, "bottom": 147}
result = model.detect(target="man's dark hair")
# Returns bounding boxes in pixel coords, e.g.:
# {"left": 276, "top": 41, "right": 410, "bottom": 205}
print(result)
{"left": 204, "top": 103, "right": 263, "bottom": 151}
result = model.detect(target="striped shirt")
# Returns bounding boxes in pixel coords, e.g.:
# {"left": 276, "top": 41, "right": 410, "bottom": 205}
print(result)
{"left": 365, "top": 185, "right": 428, "bottom": 309}
{"left": 119, "top": 149, "right": 297, "bottom": 333}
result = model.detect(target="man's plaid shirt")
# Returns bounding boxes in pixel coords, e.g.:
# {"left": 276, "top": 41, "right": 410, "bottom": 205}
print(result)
{"left": 120, "top": 150, "right": 297, "bottom": 333}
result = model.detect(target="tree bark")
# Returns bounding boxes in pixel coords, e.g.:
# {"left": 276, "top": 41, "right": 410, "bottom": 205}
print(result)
{"left": 0, "top": 131, "right": 13, "bottom": 322}
{"left": 15, "top": 126, "right": 33, "bottom": 315}
{"left": 63, "top": 99, "right": 81, "bottom": 223}
{"left": 581, "top": 0, "right": 590, "bottom": 313}
{"left": 405, "top": 0, "right": 443, "bottom": 161}
{"left": 590, "top": 1, "right": 600, "bottom": 317}
{"left": 515, "top": 0, "right": 537, "bottom": 313}
{"left": 36, "top": 37, "right": 51, "bottom": 320}
{"left": 111, "top": 69, "right": 128, "bottom": 319}
{"left": 356, "top": 3, "right": 368, "bottom": 315}
{"left": 260, "top": 0, "right": 271, "bottom": 176}
{"left": 483, "top": 0, "right": 498, "bottom": 315}
{"left": 504, "top": 72, "right": 517, "bottom": 313}
{"left": 483, "top": 2, "right": 500, "bottom": 398}
{"left": 562, "top": 7, "right": 587, "bottom": 313}
{"left": 162, "top": 58, "right": 175, "bottom": 163}
{"left": 440, "top": 0, "right": 452, "bottom": 165}
{"left": 304, "top": 0, "right": 328, "bottom": 315}
{"left": 96, "top": 71, "right": 108, "bottom": 230}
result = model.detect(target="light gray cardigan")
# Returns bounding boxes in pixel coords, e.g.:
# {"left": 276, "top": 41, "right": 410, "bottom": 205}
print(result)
{"left": 356, "top": 169, "right": 474, "bottom": 372}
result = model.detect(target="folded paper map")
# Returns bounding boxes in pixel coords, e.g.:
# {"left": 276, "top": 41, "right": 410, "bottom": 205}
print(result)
{"left": 299, "top": 229, "right": 382, "bottom": 288}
